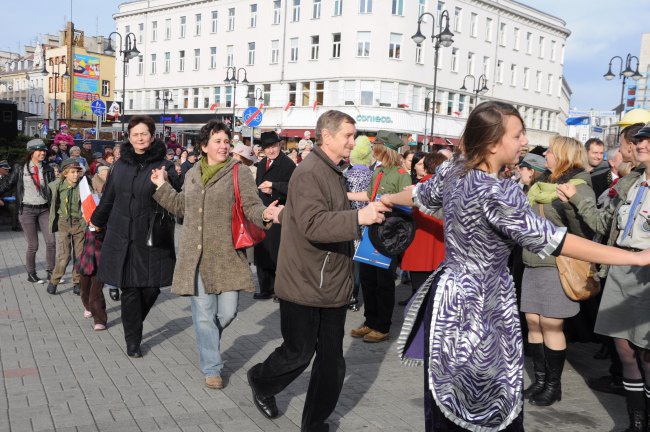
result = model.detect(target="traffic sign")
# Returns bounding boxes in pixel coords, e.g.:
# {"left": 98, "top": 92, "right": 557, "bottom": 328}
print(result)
{"left": 90, "top": 128, "right": 96, "bottom": 134}
{"left": 243, "top": 106, "right": 263, "bottom": 127}
{"left": 91, "top": 99, "right": 106, "bottom": 115}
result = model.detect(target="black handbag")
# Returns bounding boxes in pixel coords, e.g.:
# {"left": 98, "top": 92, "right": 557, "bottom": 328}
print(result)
{"left": 146, "top": 204, "right": 175, "bottom": 248}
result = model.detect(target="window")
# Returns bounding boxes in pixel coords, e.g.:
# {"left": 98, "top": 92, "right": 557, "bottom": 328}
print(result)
{"left": 496, "top": 60, "right": 504, "bottom": 83}
{"left": 150, "top": 54, "right": 157, "bottom": 75}
{"left": 526, "top": 32, "right": 532, "bottom": 54}
{"left": 125, "top": 25, "right": 130, "bottom": 35}
{"left": 392, "top": 0, "right": 403, "bottom": 16}
{"left": 194, "top": 14, "right": 202, "bottom": 36}
{"left": 263, "top": 84, "right": 271, "bottom": 105}
{"left": 193, "top": 88, "right": 199, "bottom": 109}
{"left": 523, "top": 68, "right": 530, "bottom": 89}
{"left": 437, "top": 1, "right": 444, "bottom": 12}
{"left": 499, "top": 22, "right": 506, "bottom": 46}
{"left": 332, "top": 33, "right": 341, "bottom": 58}
{"left": 315, "top": 81, "right": 324, "bottom": 104}
{"left": 482, "top": 56, "right": 490, "bottom": 77}
{"left": 203, "top": 87, "right": 210, "bottom": 108}
{"left": 313, "top": 0, "right": 322, "bottom": 18}
{"left": 271, "top": 40, "right": 279, "bottom": 64}
{"left": 415, "top": 43, "right": 423, "bottom": 64}
{"left": 193, "top": 49, "right": 200, "bottom": 70}
{"left": 359, "top": 0, "right": 372, "bottom": 13}
{"left": 550, "top": 40, "right": 557, "bottom": 61}
{"left": 510, "top": 64, "right": 517, "bottom": 86}
{"left": 398, "top": 83, "right": 408, "bottom": 106}
{"left": 447, "top": 92, "right": 455, "bottom": 115}
{"left": 248, "top": 42, "right": 256, "bottom": 65}
{"left": 165, "top": 19, "right": 171, "bottom": 39}
{"left": 138, "top": 23, "right": 144, "bottom": 43}
{"left": 211, "top": 11, "right": 218, "bottom": 33}
{"left": 547, "top": 74, "right": 553, "bottom": 94}
{"left": 513, "top": 27, "right": 520, "bottom": 50}
{"left": 179, "top": 50, "right": 185, "bottom": 71}
{"left": 418, "top": 0, "right": 426, "bottom": 16}
{"left": 311, "top": 36, "right": 320, "bottom": 60}
{"left": 485, "top": 18, "right": 493, "bottom": 42}
{"left": 454, "top": 7, "right": 462, "bottom": 32}
{"left": 467, "top": 52, "right": 474, "bottom": 74}
{"left": 538, "top": 36, "right": 545, "bottom": 58}
{"left": 182, "top": 89, "right": 189, "bottom": 108}
{"left": 450, "top": 48, "right": 458, "bottom": 72}
{"left": 137, "top": 55, "right": 143, "bottom": 75}
{"left": 459, "top": 94, "right": 465, "bottom": 114}
{"left": 210, "top": 47, "right": 217, "bottom": 69}
{"left": 560, "top": 44, "right": 565, "bottom": 64}
{"left": 101, "top": 80, "right": 110, "bottom": 97}
{"left": 292, "top": 0, "right": 301, "bottom": 22}
{"left": 273, "top": 0, "right": 282, "bottom": 24}
{"left": 470, "top": 13, "right": 477, "bottom": 37}
{"left": 301, "top": 82, "right": 310, "bottom": 106}
{"left": 327, "top": 81, "right": 339, "bottom": 105}
{"left": 226, "top": 45, "right": 233, "bottom": 67}
{"left": 250, "top": 4, "right": 257, "bottom": 27}
{"left": 357, "top": 31, "right": 371, "bottom": 57}
{"left": 228, "top": 8, "right": 235, "bottom": 31}
{"left": 334, "top": 0, "right": 343, "bottom": 16}
{"left": 180, "top": 16, "right": 186, "bottom": 38}
{"left": 164, "top": 52, "right": 170, "bottom": 73}
{"left": 360, "top": 80, "right": 374, "bottom": 106}
{"left": 290, "top": 38, "right": 299, "bottom": 62}
{"left": 536, "top": 70, "right": 542, "bottom": 91}
{"left": 213, "top": 86, "right": 221, "bottom": 107}
{"left": 151, "top": 21, "right": 158, "bottom": 41}
{"left": 412, "top": 86, "right": 421, "bottom": 110}
{"left": 389, "top": 33, "right": 402, "bottom": 59}
{"left": 225, "top": 86, "right": 232, "bottom": 108}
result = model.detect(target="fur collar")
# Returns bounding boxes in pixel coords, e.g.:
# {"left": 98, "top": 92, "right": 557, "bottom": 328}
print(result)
{"left": 120, "top": 140, "right": 167, "bottom": 165}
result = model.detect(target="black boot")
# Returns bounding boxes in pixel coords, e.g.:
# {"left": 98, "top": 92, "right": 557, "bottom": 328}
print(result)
{"left": 109, "top": 288, "right": 120, "bottom": 301}
{"left": 72, "top": 284, "right": 80, "bottom": 295}
{"left": 523, "top": 342, "right": 546, "bottom": 399}
{"left": 529, "top": 346, "right": 565, "bottom": 406}
{"left": 621, "top": 381, "right": 646, "bottom": 432}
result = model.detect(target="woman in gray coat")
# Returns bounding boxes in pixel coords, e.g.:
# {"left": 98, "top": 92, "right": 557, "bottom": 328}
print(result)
{"left": 151, "top": 121, "right": 280, "bottom": 390}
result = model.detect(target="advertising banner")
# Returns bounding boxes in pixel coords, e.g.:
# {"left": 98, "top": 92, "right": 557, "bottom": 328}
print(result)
{"left": 72, "top": 54, "right": 101, "bottom": 116}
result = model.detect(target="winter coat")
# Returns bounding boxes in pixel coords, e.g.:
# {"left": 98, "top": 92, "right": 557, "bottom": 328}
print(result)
{"left": 254, "top": 151, "right": 296, "bottom": 269}
{"left": 154, "top": 159, "right": 268, "bottom": 296}
{"left": 48, "top": 178, "right": 87, "bottom": 234}
{"left": 274, "top": 145, "right": 359, "bottom": 308}
{"left": 522, "top": 169, "right": 595, "bottom": 268}
{"left": 90, "top": 140, "right": 181, "bottom": 288}
{"left": 0, "top": 162, "right": 55, "bottom": 211}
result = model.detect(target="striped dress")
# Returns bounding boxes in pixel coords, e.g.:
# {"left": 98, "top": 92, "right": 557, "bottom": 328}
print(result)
{"left": 398, "top": 161, "right": 566, "bottom": 431}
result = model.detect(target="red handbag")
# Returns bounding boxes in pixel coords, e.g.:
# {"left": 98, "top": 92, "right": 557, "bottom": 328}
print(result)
{"left": 232, "top": 163, "right": 266, "bottom": 249}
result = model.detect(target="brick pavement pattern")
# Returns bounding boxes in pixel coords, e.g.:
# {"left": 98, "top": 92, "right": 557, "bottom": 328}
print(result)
{"left": 0, "top": 230, "right": 628, "bottom": 431}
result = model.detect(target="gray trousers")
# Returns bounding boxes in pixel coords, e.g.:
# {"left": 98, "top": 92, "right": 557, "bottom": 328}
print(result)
{"left": 18, "top": 206, "right": 56, "bottom": 274}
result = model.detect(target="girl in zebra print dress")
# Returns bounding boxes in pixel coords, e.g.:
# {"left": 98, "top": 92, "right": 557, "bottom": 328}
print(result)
{"left": 382, "top": 101, "right": 650, "bottom": 431}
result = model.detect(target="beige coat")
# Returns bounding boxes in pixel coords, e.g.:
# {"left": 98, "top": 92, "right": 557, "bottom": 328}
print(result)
{"left": 154, "top": 159, "right": 268, "bottom": 296}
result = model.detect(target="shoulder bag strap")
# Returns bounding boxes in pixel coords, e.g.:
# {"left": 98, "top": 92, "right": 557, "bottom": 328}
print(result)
{"left": 233, "top": 163, "right": 242, "bottom": 205}
{"left": 370, "top": 170, "right": 384, "bottom": 202}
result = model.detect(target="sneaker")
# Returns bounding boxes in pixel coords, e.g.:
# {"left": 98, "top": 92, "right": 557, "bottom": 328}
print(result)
{"left": 94, "top": 324, "right": 106, "bottom": 331}
{"left": 27, "top": 272, "right": 46, "bottom": 284}
{"left": 205, "top": 375, "right": 224, "bottom": 389}
{"left": 46, "top": 283, "right": 57, "bottom": 295}
{"left": 363, "top": 330, "right": 389, "bottom": 343}
{"left": 84, "top": 310, "right": 93, "bottom": 319}
{"left": 350, "top": 325, "right": 373, "bottom": 338}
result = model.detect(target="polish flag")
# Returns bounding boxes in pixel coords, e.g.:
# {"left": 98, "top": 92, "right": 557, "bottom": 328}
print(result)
{"left": 284, "top": 101, "right": 293, "bottom": 111}
{"left": 312, "top": 100, "right": 318, "bottom": 111}
{"left": 79, "top": 177, "right": 99, "bottom": 229}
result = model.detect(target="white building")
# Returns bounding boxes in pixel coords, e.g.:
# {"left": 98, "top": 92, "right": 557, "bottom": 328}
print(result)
{"left": 114, "top": 0, "right": 571, "bottom": 145}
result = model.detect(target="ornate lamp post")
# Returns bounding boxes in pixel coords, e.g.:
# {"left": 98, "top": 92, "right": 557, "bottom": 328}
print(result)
{"left": 460, "top": 74, "right": 489, "bottom": 109}
{"left": 41, "top": 59, "right": 69, "bottom": 130}
{"left": 224, "top": 66, "right": 249, "bottom": 126}
{"left": 603, "top": 54, "right": 643, "bottom": 116}
{"left": 157, "top": 90, "right": 174, "bottom": 138}
{"left": 104, "top": 31, "right": 140, "bottom": 134}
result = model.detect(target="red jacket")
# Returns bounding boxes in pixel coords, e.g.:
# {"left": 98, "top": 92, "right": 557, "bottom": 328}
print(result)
{"left": 401, "top": 174, "right": 445, "bottom": 272}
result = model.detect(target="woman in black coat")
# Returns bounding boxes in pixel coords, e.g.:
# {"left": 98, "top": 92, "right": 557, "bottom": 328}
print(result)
{"left": 253, "top": 131, "right": 295, "bottom": 299}
{"left": 91, "top": 115, "right": 180, "bottom": 358}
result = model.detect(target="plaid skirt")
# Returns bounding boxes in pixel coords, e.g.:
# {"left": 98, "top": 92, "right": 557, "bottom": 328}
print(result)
{"left": 75, "top": 230, "right": 104, "bottom": 277}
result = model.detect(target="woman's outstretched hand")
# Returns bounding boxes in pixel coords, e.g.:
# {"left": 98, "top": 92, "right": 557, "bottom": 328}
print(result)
{"left": 151, "top": 167, "right": 168, "bottom": 187}
{"left": 264, "top": 200, "right": 284, "bottom": 224}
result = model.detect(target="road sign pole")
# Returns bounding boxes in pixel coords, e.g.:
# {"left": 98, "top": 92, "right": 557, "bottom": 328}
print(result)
{"left": 95, "top": 115, "right": 100, "bottom": 139}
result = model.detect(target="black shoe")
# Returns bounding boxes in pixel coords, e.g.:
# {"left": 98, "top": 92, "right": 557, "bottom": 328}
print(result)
{"left": 27, "top": 272, "right": 45, "bottom": 283}
{"left": 523, "top": 343, "right": 546, "bottom": 399}
{"left": 253, "top": 292, "right": 273, "bottom": 300}
{"left": 46, "top": 283, "right": 57, "bottom": 295}
{"left": 109, "top": 288, "right": 120, "bottom": 301}
{"left": 127, "top": 345, "right": 142, "bottom": 358}
{"left": 587, "top": 375, "right": 625, "bottom": 396}
{"left": 247, "top": 368, "right": 279, "bottom": 419}
{"left": 529, "top": 346, "right": 565, "bottom": 406}
{"left": 272, "top": 296, "right": 279, "bottom": 303}
{"left": 348, "top": 303, "right": 360, "bottom": 312}
{"left": 72, "top": 284, "right": 80, "bottom": 296}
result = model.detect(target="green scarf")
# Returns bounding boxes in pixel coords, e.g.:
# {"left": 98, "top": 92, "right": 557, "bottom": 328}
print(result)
{"left": 200, "top": 157, "right": 231, "bottom": 185}
{"left": 527, "top": 179, "right": 586, "bottom": 204}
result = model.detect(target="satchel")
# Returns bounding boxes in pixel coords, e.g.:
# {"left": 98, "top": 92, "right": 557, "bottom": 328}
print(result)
{"left": 146, "top": 203, "right": 175, "bottom": 249}
{"left": 232, "top": 163, "right": 266, "bottom": 249}
{"left": 538, "top": 204, "right": 600, "bottom": 301}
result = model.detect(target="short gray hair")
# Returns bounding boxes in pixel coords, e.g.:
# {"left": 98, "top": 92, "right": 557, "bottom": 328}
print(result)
{"left": 606, "top": 147, "right": 620, "bottom": 161}
{"left": 315, "top": 110, "right": 355, "bottom": 144}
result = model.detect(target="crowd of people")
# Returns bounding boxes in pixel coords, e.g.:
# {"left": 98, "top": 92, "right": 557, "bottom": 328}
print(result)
{"left": 0, "top": 104, "right": 649, "bottom": 432}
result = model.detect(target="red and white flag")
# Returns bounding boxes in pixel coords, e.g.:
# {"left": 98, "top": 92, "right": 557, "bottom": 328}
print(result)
{"left": 284, "top": 101, "right": 293, "bottom": 111}
{"left": 312, "top": 100, "right": 318, "bottom": 111}
{"left": 79, "top": 177, "right": 99, "bottom": 229}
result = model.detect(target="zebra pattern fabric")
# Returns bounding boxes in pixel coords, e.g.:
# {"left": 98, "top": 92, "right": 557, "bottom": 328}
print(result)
{"left": 405, "top": 160, "right": 566, "bottom": 431}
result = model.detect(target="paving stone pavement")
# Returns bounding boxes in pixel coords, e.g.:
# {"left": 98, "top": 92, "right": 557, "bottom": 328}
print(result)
{"left": 0, "top": 229, "right": 629, "bottom": 431}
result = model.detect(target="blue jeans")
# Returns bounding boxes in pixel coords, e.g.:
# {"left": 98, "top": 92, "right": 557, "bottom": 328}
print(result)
{"left": 191, "top": 274, "right": 239, "bottom": 377}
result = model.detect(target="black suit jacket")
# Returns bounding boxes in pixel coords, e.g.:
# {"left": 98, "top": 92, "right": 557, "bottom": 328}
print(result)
{"left": 590, "top": 169, "right": 611, "bottom": 200}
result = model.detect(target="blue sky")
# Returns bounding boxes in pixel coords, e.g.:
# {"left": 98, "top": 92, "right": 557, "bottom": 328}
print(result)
{"left": 3, "top": 0, "right": 648, "bottom": 111}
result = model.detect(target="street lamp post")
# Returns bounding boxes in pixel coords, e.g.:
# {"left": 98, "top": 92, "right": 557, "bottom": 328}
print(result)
{"left": 41, "top": 59, "right": 69, "bottom": 131}
{"left": 224, "top": 66, "right": 249, "bottom": 127}
{"left": 156, "top": 90, "right": 173, "bottom": 138}
{"left": 603, "top": 54, "right": 643, "bottom": 117}
{"left": 460, "top": 74, "right": 489, "bottom": 109}
{"left": 412, "top": 10, "right": 454, "bottom": 147}
{"left": 103, "top": 31, "right": 140, "bottom": 135}
{"left": 254, "top": 88, "right": 264, "bottom": 105}
{"left": 423, "top": 89, "right": 435, "bottom": 147}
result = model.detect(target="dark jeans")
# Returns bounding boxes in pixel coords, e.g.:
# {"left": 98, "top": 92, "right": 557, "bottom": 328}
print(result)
{"left": 18, "top": 206, "right": 55, "bottom": 274}
{"left": 359, "top": 263, "right": 395, "bottom": 334}
{"left": 410, "top": 271, "right": 433, "bottom": 295}
{"left": 120, "top": 287, "right": 160, "bottom": 347}
{"left": 256, "top": 266, "right": 276, "bottom": 296}
{"left": 79, "top": 275, "right": 107, "bottom": 326}
{"left": 250, "top": 300, "right": 347, "bottom": 432}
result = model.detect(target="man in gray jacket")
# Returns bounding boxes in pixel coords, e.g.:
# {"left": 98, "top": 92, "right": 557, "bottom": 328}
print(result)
{"left": 247, "top": 110, "right": 389, "bottom": 432}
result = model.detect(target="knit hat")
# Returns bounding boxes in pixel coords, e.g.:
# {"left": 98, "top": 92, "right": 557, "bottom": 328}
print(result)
{"left": 26, "top": 139, "right": 48, "bottom": 152}
{"left": 374, "top": 130, "right": 404, "bottom": 151}
{"left": 351, "top": 136, "right": 373, "bottom": 166}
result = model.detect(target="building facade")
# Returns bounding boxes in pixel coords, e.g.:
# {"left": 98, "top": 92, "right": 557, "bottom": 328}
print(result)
{"left": 114, "top": 0, "right": 571, "bottom": 145}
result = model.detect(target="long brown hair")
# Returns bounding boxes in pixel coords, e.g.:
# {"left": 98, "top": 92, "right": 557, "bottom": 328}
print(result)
{"left": 460, "top": 101, "right": 525, "bottom": 173}
{"left": 373, "top": 142, "right": 402, "bottom": 168}
{"left": 547, "top": 136, "right": 587, "bottom": 182}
